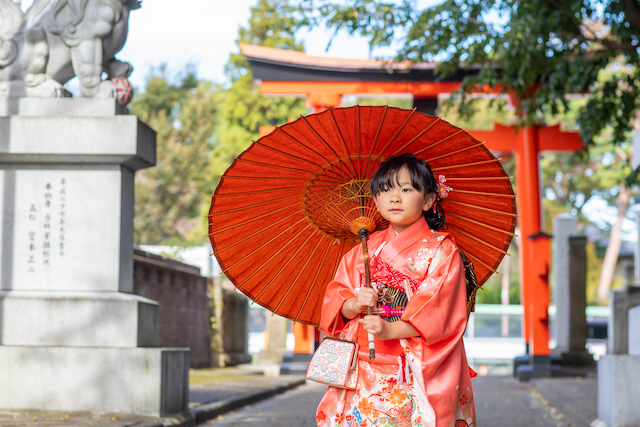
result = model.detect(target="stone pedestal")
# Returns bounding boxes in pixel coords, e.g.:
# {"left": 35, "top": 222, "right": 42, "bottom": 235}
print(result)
{"left": 597, "top": 355, "right": 640, "bottom": 427}
{"left": 0, "top": 291, "right": 159, "bottom": 347}
{"left": 595, "top": 297, "right": 640, "bottom": 426}
{"left": 0, "top": 347, "right": 188, "bottom": 415}
{"left": 608, "top": 287, "right": 640, "bottom": 355}
{"left": 0, "top": 100, "right": 190, "bottom": 417}
{"left": 514, "top": 355, "right": 562, "bottom": 381}
{"left": 629, "top": 306, "right": 640, "bottom": 355}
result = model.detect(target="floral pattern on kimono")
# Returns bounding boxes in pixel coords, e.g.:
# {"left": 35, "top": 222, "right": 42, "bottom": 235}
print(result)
{"left": 318, "top": 219, "right": 476, "bottom": 427}
{"left": 316, "top": 359, "right": 431, "bottom": 427}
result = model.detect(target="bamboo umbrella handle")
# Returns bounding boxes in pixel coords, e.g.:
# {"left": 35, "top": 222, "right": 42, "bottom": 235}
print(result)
{"left": 358, "top": 228, "right": 376, "bottom": 361}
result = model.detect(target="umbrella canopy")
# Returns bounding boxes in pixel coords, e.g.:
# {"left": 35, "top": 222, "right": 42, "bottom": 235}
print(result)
{"left": 208, "top": 105, "right": 516, "bottom": 327}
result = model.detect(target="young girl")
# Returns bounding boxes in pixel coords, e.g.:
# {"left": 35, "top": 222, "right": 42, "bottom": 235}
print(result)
{"left": 316, "top": 153, "right": 476, "bottom": 427}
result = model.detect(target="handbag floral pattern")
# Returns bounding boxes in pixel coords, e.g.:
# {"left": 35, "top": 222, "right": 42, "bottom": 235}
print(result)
{"left": 307, "top": 338, "right": 359, "bottom": 390}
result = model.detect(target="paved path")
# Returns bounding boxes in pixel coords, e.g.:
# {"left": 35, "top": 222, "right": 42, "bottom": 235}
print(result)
{"left": 205, "top": 381, "right": 325, "bottom": 426}
{"left": 530, "top": 377, "right": 598, "bottom": 427}
{"left": 0, "top": 367, "right": 598, "bottom": 427}
{"left": 474, "top": 376, "right": 573, "bottom": 427}
{"left": 205, "top": 374, "right": 593, "bottom": 427}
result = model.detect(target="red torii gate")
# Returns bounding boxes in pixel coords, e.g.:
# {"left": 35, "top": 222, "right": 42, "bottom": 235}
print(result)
{"left": 243, "top": 44, "right": 584, "bottom": 376}
{"left": 471, "top": 123, "right": 583, "bottom": 373}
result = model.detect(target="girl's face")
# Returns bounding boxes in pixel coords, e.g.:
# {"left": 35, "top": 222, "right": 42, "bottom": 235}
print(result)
{"left": 373, "top": 167, "right": 436, "bottom": 233}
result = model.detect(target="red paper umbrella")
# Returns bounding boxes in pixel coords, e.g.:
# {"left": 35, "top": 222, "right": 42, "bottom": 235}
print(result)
{"left": 208, "top": 105, "right": 516, "bottom": 327}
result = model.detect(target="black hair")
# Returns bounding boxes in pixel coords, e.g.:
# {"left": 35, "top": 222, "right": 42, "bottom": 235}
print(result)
{"left": 370, "top": 153, "right": 446, "bottom": 230}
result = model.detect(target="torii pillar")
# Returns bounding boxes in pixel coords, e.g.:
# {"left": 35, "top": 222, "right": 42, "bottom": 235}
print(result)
{"left": 469, "top": 123, "right": 583, "bottom": 379}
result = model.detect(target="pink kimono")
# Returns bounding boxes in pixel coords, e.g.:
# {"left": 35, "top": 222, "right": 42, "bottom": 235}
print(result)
{"left": 316, "top": 218, "right": 476, "bottom": 427}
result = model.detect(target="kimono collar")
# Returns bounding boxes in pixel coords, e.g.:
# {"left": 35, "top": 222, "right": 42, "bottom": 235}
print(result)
{"left": 380, "top": 219, "right": 434, "bottom": 261}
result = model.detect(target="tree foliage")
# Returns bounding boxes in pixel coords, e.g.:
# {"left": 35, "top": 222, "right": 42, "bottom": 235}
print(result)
{"left": 540, "top": 93, "right": 635, "bottom": 220}
{"left": 131, "top": 66, "right": 218, "bottom": 245}
{"left": 300, "top": 0, "right": 640, "bottom": 148}
{"left": 211, "top": 0, "right": 308, "bottom": 180}
{"left": 476, "top": 242, "right": 520, "bottom": 304}
{"left": 132, "top": 0, "right": 309, "bottom": 246}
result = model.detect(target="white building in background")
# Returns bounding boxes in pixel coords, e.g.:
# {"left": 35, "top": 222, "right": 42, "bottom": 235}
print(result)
{"left": 137, "top": 243, "right": 222, "bottom": 277}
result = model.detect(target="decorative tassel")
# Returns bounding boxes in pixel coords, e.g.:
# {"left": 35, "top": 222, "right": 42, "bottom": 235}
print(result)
{"left": 469, "top": 366, "right": 478, "bottom": 378}
{"left": 397, "top": 353, "right": 412, "bottom": 385}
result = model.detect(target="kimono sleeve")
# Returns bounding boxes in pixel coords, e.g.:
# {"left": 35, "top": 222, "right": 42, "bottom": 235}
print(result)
{"left": 400, "top": 236, "right": 468, "bottom": 345}
{"left": 319, "top": 244, "right": 362, "bottom": 336}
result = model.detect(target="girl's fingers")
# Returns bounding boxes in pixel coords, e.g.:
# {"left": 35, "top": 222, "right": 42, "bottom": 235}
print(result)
{"left": 360, "top": 316, "right": 383, "bottom": 335}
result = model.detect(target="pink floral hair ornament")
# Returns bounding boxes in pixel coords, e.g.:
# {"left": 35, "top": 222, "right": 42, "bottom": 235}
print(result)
{"left": 436, "top": 174, "right": 452, "bottom": 201}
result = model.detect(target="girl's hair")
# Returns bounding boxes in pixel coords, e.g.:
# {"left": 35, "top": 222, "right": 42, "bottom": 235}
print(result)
{"left": 370, "top": 153, "right": 446, "bottom": 230}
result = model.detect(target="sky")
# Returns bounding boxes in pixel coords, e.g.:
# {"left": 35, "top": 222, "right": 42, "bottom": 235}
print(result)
{"left": 19, "top": 0, "right": 383, "bottom": 88}
{"left": 117, "top": 0, "right": 383, "bottom": 89}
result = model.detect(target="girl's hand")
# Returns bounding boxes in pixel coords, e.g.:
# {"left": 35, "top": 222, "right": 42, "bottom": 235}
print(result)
{"left": 360, "top": 315, "right": 389, "bottom": 339}
{"left": 353, "top": 288, "right": 377, "bottom": 313}
{"left": 341, "top": 288, "right": 377, "bottom": 319}
{"left": 360, "top": 316, "right": 420, "bottom": 340}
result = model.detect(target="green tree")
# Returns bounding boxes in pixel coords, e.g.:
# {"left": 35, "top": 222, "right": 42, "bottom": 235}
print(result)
{"left": 299, "top": 0, "right": 640, "bottom": 146}
{"left": 542, "top": 142, "right": 635, "bottom": 304}
{"left": 131, "top": 65, "right": 219, "bottom": 246}
{"left": 476, "top": 241, "right": 520, "bottom": 304}
{"left": 211, "top": 0, "right": 308, "bottom": 181}
{"left": 537, "top": 86, "right": 639, "bottom": 302}
{"left": 132, "top": 0, "right": 310, "bottom": 247}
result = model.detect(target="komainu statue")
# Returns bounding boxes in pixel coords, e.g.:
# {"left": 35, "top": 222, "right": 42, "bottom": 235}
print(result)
{"left": 0, "top": 0, "right": 141, "bottom": 99}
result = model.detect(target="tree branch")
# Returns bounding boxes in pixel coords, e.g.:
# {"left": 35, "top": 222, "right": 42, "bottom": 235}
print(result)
{"left": 541, "top": 0, "right": 637, "bottom": 51}
{"left": 615, "top": 145, "right": 629, "bottom": 163}
{"left": 620, "top": 0, "right": 640, "bottom": 34}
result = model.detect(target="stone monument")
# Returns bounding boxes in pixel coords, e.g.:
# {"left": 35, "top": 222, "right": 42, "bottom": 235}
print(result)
{"left": 596, "top": 298, "right": 640, "bottom": 427}
{"left": 210, "top": 275, "right": 251, "bottom": 367}
{"left": 551, "top": 214, "right": 594, "bottom": 370}
{"left": 552, "top": 214, "right": 578, "bottom": 355}
{"left": 0, "top": 0, "right": 190, "bottom": 417}
{"left": 593, "top": 215, "right": 640, "bottom": 427}
{"left": 0, "top": 0, "right": 140, "bottom": 99}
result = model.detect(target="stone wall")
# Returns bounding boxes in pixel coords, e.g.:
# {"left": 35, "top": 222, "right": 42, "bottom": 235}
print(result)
{"left": 133, "top": 249, "right": 210, "bottom": 368}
